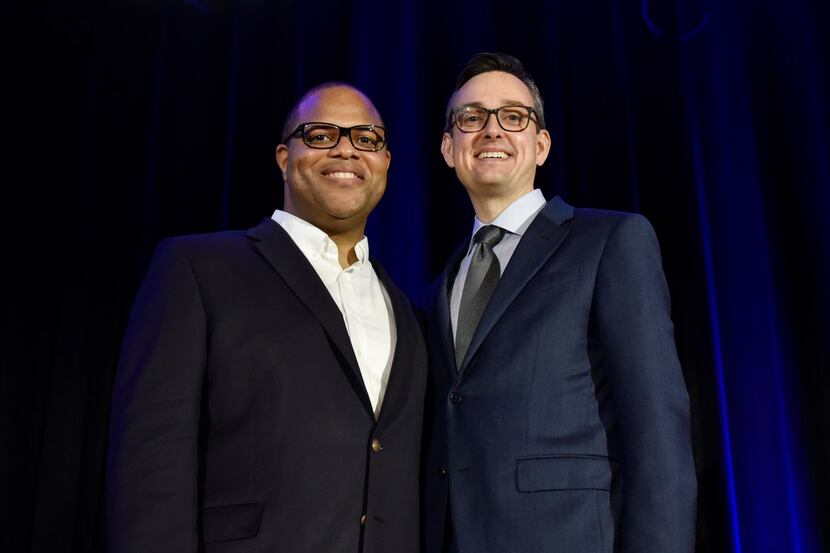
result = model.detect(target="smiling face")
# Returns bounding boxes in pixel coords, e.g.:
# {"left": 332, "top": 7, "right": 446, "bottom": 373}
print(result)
{"left": 276, "top": 86, "right": 390, "bottom": 235}
{"left": 441, "top": 71, "right": 551, "bottom": 209}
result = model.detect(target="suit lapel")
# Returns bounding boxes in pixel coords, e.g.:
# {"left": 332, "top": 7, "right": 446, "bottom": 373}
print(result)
{"left": 371, "top": 261, "right": 414, "bottom": 427}
{"left": 433, "top": 241, "right": 469, "bottom": 376}
{"left": 457, "top": 197, "right": 575, "bottom": 375}
{"left": 246, "top": 218, "right": 373, "bottom": 417}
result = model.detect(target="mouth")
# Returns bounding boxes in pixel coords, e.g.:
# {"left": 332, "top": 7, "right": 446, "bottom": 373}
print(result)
{"left": 476, "top": 151, "right": 511, "bottom": 160}
{"left": 322, "top": 169, "right": 364, "bottom": 181}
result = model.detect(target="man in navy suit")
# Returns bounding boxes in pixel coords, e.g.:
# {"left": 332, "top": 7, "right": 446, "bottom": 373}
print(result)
{"left": 423, "top": 53, "right": 697, "bottom": 553}
{"left": 108, "top": 83, "right": 426, "bottom": 553}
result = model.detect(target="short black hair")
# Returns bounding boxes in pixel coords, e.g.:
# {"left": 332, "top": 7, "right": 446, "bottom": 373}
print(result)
{"left": 280, "top": 81, "right": 381, "bottom": 143}
{"left": 445, "top": 52, "right": 546, "bottom": 131}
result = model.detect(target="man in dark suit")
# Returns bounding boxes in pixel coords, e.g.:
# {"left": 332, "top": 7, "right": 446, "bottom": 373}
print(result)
{"left": 107, "top": 83, "right": 426, "bottom": 553}
{"left": 423, "top": 53, "right": 697, "bottom": 553}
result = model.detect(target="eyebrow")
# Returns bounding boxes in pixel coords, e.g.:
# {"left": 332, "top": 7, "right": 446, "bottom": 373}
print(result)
{"left": 461, "top": 99, "right": 529, "bottom": 108}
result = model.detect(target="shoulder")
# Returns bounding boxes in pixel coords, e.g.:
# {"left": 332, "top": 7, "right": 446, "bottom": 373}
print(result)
{"left": 567, "top": 206, "right": 658, "bottom": 246}
{"left": 572, "top": 210, "right": 665, "bottom": 278}
{"left": 161, "top": 230, "right": 250, "bottom": 249}
{"left": 572, "top": 206, "right": 650, "bottom": 228}
{"left": 541, "top": 195, "right": 653, "bottom": 236}
{"left": 140, "top": 231, "right": 257, "bottom": 285}
{"left": 150, "top": 229, "right": 254, "bottom": 263}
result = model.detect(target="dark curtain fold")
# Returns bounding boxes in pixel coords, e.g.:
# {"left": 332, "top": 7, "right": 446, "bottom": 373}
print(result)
{"left": 4, "top": 0, "right": 828, "bottom": 551}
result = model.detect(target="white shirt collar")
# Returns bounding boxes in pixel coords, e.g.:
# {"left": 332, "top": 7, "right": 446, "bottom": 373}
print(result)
{"left": 271, "top": 209, "right": 369, "bottom": 270}
{"left": 467, "top": 189, "right": 546, "bottom": 253}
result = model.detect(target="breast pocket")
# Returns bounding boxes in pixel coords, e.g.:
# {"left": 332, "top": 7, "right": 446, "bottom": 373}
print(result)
{"left": 521, "top": 264, "right": 583, "bottom": 296}
{"left": 202, "top": 502, "right": 264, "bottom": 543}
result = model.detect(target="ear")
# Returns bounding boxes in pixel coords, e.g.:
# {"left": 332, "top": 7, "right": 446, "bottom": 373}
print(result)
{"left": 535, "top": 129, "right": 552, "bottom": 166}
{"left": 440, "top": 132, "right": 455, "bottom": 168}
{"left": 276, "top": 144, "right": 289, "bottom": 176}
{"left": 383, "top": 148, "right": 391, "bottom": 171}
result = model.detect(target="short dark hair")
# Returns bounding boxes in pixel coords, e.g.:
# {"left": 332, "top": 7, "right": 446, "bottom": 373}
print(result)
{"left": 445, "top": 52, "right": 546, "bottom": 131}
{"left": 280, "top": 81, "right": 380, "bottom": 143}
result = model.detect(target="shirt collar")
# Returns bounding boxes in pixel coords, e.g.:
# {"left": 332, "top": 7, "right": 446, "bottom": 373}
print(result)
{"left": 271, "top": 209, "right": 370, "bottom": 270}
{"left": 467, "top": 188, "right": 547, "bottom": 254}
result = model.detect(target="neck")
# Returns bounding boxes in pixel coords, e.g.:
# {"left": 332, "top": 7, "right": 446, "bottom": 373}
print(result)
{"left": 326, "top": 230, "right": 363, "bottom": 269}
{"left": 283, "top": 204, "right": 365, "bottom": 269}
{"left": 468, "top": 186, "right": 533, "bottom": 223}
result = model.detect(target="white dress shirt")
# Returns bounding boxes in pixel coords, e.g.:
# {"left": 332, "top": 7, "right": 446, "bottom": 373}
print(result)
{"left": 272, "top": 210, "right": 396, "bottom": 417}
{"left": 450, "top": 188, "right": 547, "bottom": 342}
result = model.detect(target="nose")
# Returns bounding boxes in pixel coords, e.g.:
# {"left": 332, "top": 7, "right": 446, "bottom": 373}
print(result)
{"left": 482, "top": 111, "right": 503, "bottom": 138}
{"left": 328, "top": 131, "right": 359, "bottom": 159}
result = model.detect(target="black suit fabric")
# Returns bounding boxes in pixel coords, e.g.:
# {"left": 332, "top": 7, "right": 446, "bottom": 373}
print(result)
{"left": 423, "top": 197, "right": 697, "bottom": 553}
{"left": 107, "top": 218, "right": 427, "bottom": 553}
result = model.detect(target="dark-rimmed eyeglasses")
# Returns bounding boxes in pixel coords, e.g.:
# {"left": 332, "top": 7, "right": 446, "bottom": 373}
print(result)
{"left": 447, "top": 105, "right": 538, "bottom": 133}
{"left": 283, "top": 122, "right": 387, "bottom": 152}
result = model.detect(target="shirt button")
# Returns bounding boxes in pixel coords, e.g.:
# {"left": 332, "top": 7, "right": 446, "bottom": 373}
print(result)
{"left": 449, "top": 391, "right": 463, "bottom": 404}
{"left": 371, "top": 438, "right": 382, "bottom": 453}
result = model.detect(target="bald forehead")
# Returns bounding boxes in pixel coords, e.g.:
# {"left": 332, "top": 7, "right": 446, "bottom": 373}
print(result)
{"left": 282, "top": 85, "right": 384, "bottom": 142}
{"left": 296, "top": 86, "right": 383, "bottom": 126}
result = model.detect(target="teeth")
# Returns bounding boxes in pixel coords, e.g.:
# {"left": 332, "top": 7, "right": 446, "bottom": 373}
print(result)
{"left": 478, "top": 152, "right": 509, "bottom": 159}
{"left": 328, "top": 171, "right": 358, "bottom": 179}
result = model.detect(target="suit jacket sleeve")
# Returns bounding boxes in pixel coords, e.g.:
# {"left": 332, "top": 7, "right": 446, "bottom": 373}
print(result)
{"left": 593, "top": 214, "right": 697, "bottom": 553}
{"left": 107, "top": 238, "right": 207, "bottom": 553}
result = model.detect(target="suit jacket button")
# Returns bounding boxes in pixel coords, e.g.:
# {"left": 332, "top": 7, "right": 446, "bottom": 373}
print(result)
{"left": 371, "top": 438, "right": 382, "bottom": 453}
{"left": 439, "top": 466, "right": 448, "bottom": 478}
{"left": 360, "top": 514, "right": 367, "bottom": 527}
{"left": 449, "top": 391, "right": 462, "bottom": 404}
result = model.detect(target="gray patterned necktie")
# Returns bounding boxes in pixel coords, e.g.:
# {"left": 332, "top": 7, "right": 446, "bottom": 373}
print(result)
{"left": 455, "top": 225, "right": 506, "bottom": 369}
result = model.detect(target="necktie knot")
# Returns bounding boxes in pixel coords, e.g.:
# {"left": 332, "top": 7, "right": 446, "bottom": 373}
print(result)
{"left": 474, "top": 225, "right": 505, "bottom": 248}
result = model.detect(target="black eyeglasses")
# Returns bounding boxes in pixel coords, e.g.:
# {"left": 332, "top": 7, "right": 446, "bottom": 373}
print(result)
{"left": 283, "top": 122, "right": 387, "bottom": 152}
{"left": 447, "top": 105, "right": 538, "bottom": 133}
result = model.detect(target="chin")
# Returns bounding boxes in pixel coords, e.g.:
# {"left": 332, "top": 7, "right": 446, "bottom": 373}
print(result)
{"left": 467, "top": 177, "right": 510, "bottom": 191}
{"left": 327, "top": 210, "right": 363, "bottom": 221}
{"left": 321, "top": 201, "right": 372, "bottom": 221}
